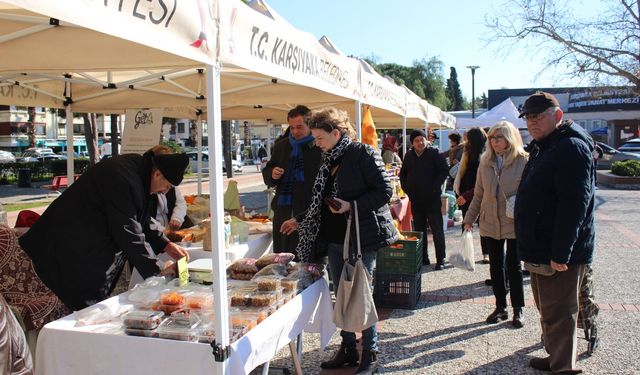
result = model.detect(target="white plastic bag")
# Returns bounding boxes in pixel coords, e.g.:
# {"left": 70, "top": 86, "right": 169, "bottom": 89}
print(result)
{"left": 449, "top": 231, "right": 476, "bottom": 271}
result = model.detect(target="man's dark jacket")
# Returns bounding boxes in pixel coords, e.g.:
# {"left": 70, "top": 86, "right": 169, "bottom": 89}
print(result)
{"left": 262, "top": 136, "right": 322, "bottom": 253}
{"left": 316, "top": 142, "right": 398, "bottom": 253}
{"left": 515, "top": 120, "right": 595, "bottom": 265}
{"left": 20, "top": 154, "right": 168, "bottom": 310}
{"left": 399, "top": 147, "right": 449, "bottom": 207}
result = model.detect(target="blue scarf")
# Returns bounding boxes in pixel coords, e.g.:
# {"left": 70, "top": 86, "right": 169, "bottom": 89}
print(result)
{"left": 277, "top": 133, "right": 314, "bottom": 205}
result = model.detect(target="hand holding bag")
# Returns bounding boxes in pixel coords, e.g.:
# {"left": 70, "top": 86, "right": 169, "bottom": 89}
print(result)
{"left": 332, "top": 201, "right": 379, "bottom": 332}
{"left": 449, "top": 231, "right": 476, "bottom": 271}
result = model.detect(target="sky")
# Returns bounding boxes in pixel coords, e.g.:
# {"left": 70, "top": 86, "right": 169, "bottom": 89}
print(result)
{"left": 266, "top": 0, "right": 603, "bottom": 102}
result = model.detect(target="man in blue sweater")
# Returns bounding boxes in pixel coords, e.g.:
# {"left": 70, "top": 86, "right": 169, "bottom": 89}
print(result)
{"left": 400, "top": 129, "right": 449, "bottom": 269}
{"left": 515, "top": 92, "right": 595, "bottom": 374}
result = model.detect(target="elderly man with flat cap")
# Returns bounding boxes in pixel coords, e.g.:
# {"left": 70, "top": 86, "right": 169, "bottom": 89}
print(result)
{"left": 18, "top": 149, "right": 190, "bottom": 311}
{"left": 514, "top": 91, "right": 595, "bottom": 374}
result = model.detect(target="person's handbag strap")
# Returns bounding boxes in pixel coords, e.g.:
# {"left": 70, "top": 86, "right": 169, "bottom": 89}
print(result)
{"left": 342, "top": 201, "right": 362, "bottom": 261}
{"left": 493, "top": 167, "right": 509, "bottom": 201}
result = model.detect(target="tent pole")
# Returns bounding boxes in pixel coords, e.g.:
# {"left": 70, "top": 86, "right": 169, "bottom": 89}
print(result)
{"left": 402, "top": 115, "right": 407, "bottom": 157}
{"left": 355, "top": 101, "right": 362, "bottom": 142}
{"left": 266, "top": 121, "right": 272, "bottom": 158}
{"left": 65, "top": 80, "right": 75, "bottom": 185}
{"left": 196, "top": 112, "right": 203, "bottom": 196}
{"left": 205, "top": 63, "right": 229, "bottom": 374}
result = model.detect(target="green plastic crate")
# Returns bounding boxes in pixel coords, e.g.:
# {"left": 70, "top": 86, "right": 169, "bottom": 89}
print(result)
{"left": 376, "top": 231, "right": 423, "bottom": 274}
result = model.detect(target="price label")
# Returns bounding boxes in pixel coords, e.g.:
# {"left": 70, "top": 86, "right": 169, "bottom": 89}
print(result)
{"left": 177, "top": 256, "right": 189, "bottom": 286}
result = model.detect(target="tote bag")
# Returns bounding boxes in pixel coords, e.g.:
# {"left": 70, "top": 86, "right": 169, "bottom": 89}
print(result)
{"left": 332, "top": 201, "right": 379, "bottom": 332}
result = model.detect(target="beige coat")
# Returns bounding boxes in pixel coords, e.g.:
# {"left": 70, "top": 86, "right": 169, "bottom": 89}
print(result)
{"left": 462, "top": 154, "right": 527, "bottom": 239}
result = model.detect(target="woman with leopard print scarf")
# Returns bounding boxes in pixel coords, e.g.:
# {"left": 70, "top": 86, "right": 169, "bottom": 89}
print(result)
{"left": 280, "top": 107, "right": 396, "bottom": 375}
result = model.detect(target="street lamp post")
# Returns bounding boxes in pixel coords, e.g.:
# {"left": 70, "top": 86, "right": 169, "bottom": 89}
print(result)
{"left": 466, "top": 65, "right": 480, "bottom": 118}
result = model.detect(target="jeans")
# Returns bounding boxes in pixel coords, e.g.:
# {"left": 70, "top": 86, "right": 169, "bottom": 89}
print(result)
{"left": 327, "top": 242, "right": 378, "bottom": 352}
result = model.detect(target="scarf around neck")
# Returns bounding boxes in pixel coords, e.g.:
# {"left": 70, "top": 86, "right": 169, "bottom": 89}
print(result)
{"left": 295, "top": 135, "right": 352, "bottom": 262}
{"left": 277, "top": 133, "right": 314, "bottom": 205}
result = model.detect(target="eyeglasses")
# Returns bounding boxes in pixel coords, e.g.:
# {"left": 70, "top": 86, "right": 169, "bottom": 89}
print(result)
{"left": 489, "top": 135, "right": 505, "bottom": 141}
{"left": 524, "top": 111, "right": 548, "bottom": 121}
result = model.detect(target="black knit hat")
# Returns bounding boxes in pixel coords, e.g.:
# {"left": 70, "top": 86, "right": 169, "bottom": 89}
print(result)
{"left": 410, "top": 129, "right": 427, "bottom": 143}
{"left": 153, "top": 153, "right": 189, "bottom": 186}
{"left": 519, "top": 91, "right": 560, "bottom": 118}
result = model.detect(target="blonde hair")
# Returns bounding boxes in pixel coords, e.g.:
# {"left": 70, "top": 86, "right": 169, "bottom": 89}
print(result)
{"left": 480, "top": 121, "right": 528, "bottom": 166}
{"left": 306, "top": 107, "right": 356, "bottom": 140}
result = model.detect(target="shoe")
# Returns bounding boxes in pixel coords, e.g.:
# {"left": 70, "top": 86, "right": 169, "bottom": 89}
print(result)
{"left": 320, "top": 343, "right": 359, "bottom": 369}
{"left": 482, "top": 255, "right": 490, "bottom": 264}
{"left": 423, "top": 257, "right": 431, "bottom": 266}
{"left": 556, "top": 370, "right": 583, "bottom": 374}
{"left": 529, "top": 357, "right": 551, "bottom": 371}
{"left": 486, "top": 308, "right": 508, "bottom": 324}
{"left": 587, "top": 325, "right": 600, "bottom": 356}
{"left": 512, "top": 308, "right": 524, "bottom": 328}
{"left": 355, "top": 349, "right": 379, "bottom": 374}
{"left": 435, "top": 263, "right": 444, "bottom": 270}
{"left": 484, "top": 279, "right": 492, "bottom": 286}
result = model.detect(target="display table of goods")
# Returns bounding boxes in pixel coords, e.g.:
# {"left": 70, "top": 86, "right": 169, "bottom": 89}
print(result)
{"left": 36, "top": 254, "right": 335, "bottom": 375}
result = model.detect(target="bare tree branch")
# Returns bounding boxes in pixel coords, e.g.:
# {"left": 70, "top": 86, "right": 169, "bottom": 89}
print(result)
{"left": 485, "top": 0, "right": 640, "bottom": 92}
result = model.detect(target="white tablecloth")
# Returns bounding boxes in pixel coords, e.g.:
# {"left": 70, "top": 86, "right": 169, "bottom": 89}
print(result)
{"left": 36, "top": 278, "right": 336, "bottom": 375}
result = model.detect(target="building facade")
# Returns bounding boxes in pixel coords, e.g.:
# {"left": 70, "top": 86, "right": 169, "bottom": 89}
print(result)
{"left": 489, "top": 87, "right": 640, "bottom": 147}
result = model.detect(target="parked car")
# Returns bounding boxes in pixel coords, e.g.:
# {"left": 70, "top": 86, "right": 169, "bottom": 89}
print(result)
{"left": 0, "top": 150, "right": 16, "bottom": 163}
{"left": 596, "top": 141, "right": 640, "bottom": 169}
{"left": 18, "top": 147, "right": 65, "bottom": 162}
{"left": 185, "top": 151, "right": 243, "bottom": 173}
{"left": 617, "top": 138, "right": 640, "bottom": 153}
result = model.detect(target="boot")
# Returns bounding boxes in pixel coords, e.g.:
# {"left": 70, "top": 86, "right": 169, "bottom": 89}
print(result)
{"left": 512, "top": 308, "right": 524, "bottom": 328}
{"left": 486, "top": 307, "right": 508, "bottom": 324}
{"left": 355, "top": 349, "right": 379, "bottom": 374}
{"left": 320, "top": 343, "right": 358, "bottom": 369}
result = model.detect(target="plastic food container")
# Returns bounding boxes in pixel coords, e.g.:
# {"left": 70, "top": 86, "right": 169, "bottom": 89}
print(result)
{"left": 233, "top": 306, "right": 269, "bottom": 324}
{"left": 280, "top": 278, "right": 299, "bottom": 293}
{"left": 123, "top": 310, "right": 165, "bottom": 330}
{"left": 151, "top": 302, "right": 184, "bottom": 315}
{"left": 254, "top": 276, "right": 282, "bottom": 292}
{"left": 156, "top": 317, "right": 200, "bottom": 342}
{"left": 185, "top": 292, "right": 214, "bottom": 309}
{"left": 229, "top": 311, "right": 258, "bottom": 331}
{"left": 229, "top": 291, "right": 252, "bottom": 307}
{"left": 160, "top": 290, "right": 185, "bottom": 305}
{"left": 124, "top": 327, "right": 159, "bottom": 338}
{"left": 248, "top": 291, "right": 278, "bottom": 307}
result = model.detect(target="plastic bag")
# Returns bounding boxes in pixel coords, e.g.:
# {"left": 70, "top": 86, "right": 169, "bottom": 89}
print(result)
{"left": 448, "top": 231, "right": 475, "bottom": 271}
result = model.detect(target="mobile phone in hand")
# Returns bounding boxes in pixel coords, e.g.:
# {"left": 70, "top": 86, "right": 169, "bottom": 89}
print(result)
{"left": 323, "top": 197, "right": 342, "bottom": 211}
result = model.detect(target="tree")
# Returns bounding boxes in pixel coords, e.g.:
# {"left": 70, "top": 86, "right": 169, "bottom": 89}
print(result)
{"left": 27, "top": 107, "right": 36, "bottom": 148}
{"left": 485, "top": 0, "right": 640, "bottom": 92}
{"left": 477, "top": 93, "right": 488, "bottom": 109}
{"left": 374, "top": 57, "right": 450, "bottom": 109}
{"left": 445, "top": 67, "right": 465, "bottom": 111}
{"left": 81, "top": 113, "right": 100, "bottom": 165}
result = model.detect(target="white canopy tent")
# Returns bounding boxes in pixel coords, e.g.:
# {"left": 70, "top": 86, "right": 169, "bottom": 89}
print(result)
{"left": 0, "top": 2, "right": 454, "bottom": 372}
{"left": 455, "top": 98, "right": 525, "bottom": 129}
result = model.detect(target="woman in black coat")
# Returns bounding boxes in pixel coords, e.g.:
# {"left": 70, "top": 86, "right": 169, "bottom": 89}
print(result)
{"left": 280, "top": 107, "right": 396, "bottom": 375}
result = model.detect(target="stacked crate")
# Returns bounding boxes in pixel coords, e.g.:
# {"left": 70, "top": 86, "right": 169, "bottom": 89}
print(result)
{"left": 375, "top": 231, "right": 422, "bottom": 309}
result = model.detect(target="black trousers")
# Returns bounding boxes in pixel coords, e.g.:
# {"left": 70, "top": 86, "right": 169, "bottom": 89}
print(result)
{"left": 411, "top": 203, "right": 446, "bottom": 263}
{"left": 483, "top": 236, "right": 524, "bottom": 309}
